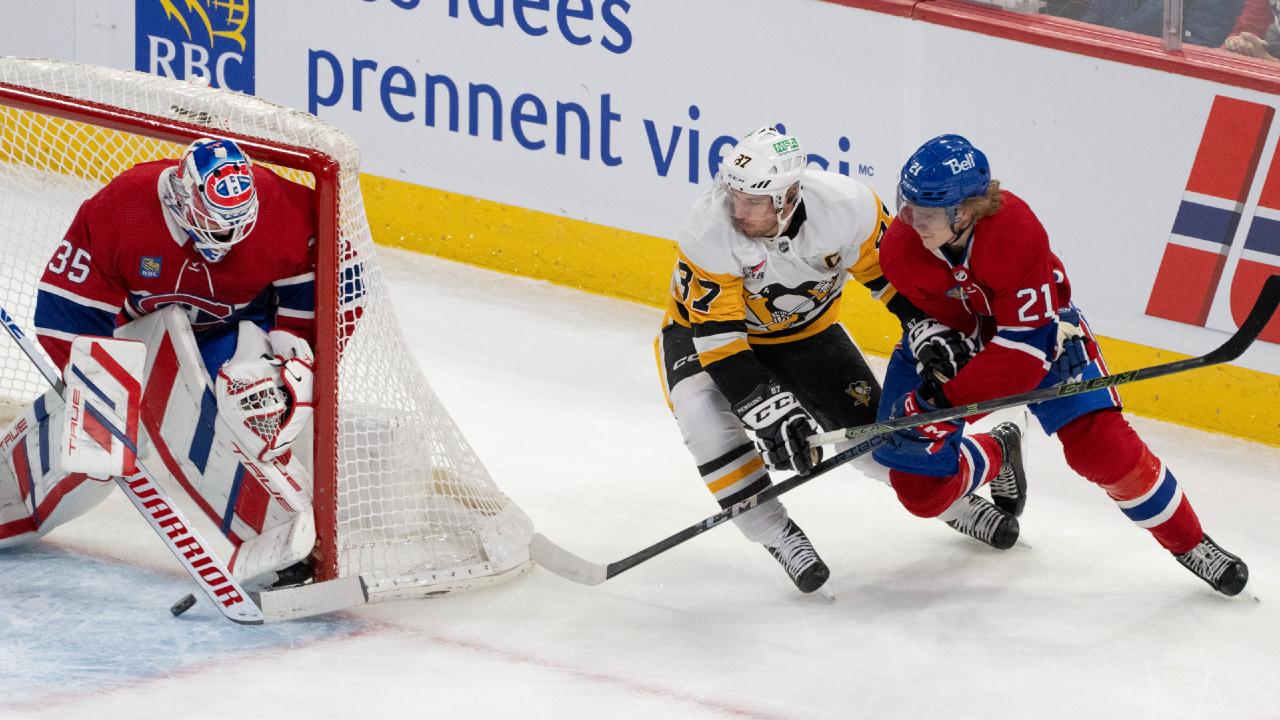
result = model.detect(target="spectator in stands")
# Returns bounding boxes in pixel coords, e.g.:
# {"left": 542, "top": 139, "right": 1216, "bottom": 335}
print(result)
{"left": 1079, "top": 0, "right": 1248, "bottom": 48}
{"left": 1222, "top": 0, "right": 1279, "bottom": 61}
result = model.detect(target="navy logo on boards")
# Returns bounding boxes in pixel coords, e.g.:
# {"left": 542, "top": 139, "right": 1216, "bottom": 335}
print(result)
{"left": 135, "top": 0, "right": 255, "bottom": 95}
{"left": 139, "top": 256, "right": 163, "bottom": 278}
{"left": 846, "top": 380, "right": 872, "bottom": 407}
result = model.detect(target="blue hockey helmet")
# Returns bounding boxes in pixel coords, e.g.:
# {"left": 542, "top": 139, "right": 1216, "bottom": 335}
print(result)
{"left": 898, "top": 135, "right": 990, "bottom": 209}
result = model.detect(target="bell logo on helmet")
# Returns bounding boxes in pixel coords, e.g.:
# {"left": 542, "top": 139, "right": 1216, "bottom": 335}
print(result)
{"left": 945, "top": 152, "right": 976, "bottom": 175}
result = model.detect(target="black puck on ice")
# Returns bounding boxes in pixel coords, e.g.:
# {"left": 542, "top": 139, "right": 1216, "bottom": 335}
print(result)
{"left": 170, "top": 593, "right": 197, "bottom": 617}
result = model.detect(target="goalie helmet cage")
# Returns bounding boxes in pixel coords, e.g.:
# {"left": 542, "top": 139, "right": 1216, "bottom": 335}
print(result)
{"left": 0, "top": 57, "right": 534, "bottom": 602}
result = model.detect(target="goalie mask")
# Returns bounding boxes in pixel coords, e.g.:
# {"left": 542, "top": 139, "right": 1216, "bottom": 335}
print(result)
{"left": 715, "top": 126, "right": 806, "bottom": 240}
{"left": 162, "top": 138, "right": 259, "bottom": 263}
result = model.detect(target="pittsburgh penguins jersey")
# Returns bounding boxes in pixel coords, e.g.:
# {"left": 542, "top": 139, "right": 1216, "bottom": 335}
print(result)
{"left": 665, "top": 169, "right": 903, "bottom": 404}
{"left": 34, "top": 160, "right": 317, "bottom": 375}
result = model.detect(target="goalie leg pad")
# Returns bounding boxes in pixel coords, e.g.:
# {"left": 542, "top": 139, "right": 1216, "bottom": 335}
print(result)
{"left": 61, "top": 336, "right": 146, "bottom": 478}
{"left": 0, "top": 389, "right": 114, "bottom": 548}
{"left": 229, "top": 508, "right": 316, "bottom": 590}
{"left": 115, "top": 306, "right": 313, "bottom": 566}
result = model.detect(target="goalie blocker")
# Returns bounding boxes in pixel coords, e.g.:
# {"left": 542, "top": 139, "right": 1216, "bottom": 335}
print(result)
{"left": 2, "top": 305, "right": 317, "bottom": 591}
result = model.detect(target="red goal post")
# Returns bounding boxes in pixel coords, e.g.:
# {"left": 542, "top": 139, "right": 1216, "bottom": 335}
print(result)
{"left": 0, "top": 58, "right": 533, "bottom": 600}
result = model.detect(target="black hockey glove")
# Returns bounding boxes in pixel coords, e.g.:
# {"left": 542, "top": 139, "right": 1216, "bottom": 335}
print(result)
{"left": 733, "top": 382, "right": 820, "bottom": 475}
{"left": 907, "top": 316, "right": 981, "bottom": 384}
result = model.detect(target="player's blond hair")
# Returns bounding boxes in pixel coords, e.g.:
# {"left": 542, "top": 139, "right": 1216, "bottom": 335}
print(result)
{"left": 961, "top": 180, "right": 1003, "bottom": 219}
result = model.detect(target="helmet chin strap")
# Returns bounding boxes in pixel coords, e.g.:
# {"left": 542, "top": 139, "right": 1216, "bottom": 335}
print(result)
{"left": 770, "top": 203, "right": 799, "bottom": 241}
{"left": 943, "top": 215, "right": 975, "bottom": 250}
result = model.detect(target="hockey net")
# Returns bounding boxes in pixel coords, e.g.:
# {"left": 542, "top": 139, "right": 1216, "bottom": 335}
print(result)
{"left": 0, "top": 57, "right": 533, "bottom": 601}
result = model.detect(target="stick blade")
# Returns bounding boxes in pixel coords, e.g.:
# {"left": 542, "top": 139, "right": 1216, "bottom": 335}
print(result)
{"left": 251, "top": 576, "right": 368, "bottom": 623}
{"left": 531, "top": 533, "right": 608, "bottom": 586}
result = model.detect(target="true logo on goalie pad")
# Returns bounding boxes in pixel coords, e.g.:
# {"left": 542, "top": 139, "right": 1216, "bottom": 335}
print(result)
{"left": 61, "top": 338, "right": 145, "bottom": 478}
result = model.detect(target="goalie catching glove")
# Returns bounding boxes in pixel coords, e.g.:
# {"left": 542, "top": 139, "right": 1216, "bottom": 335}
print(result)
{"left": 732, "top": 382, "right": 820, "bottom": 475}
{"left": 907, "top": 316, "right": 981, "bottom": 384}
{"left": 215, "top": 323, "right": 314, "bottom": 462}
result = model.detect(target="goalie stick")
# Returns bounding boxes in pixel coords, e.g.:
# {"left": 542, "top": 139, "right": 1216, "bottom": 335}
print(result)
{"left": 533, "top": 273, "right": 1280, "bottom": 587}
{"left": 1, "top": 308, "right": 368, "bottom": 623}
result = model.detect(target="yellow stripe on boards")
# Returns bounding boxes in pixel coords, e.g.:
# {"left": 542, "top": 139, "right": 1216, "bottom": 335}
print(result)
{"left": 361, "top": 173, "right": 1280, "bottom": 447}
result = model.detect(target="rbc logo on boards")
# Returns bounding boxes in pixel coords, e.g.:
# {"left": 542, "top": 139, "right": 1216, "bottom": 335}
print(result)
{"left": 135, "top": 0, "right": 255, "bottom": 94}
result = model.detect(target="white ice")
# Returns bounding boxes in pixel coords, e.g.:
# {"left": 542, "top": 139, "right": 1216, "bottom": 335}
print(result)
{"left": 3, "top": 248, "right": 1279, "bottom": 719}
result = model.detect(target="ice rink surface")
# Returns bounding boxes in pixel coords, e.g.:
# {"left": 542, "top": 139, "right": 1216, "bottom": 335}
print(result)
{"left": 3, "top": 247, "right": 1279, "bottom": 719}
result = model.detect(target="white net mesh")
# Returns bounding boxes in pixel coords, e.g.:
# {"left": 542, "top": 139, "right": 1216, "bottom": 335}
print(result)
{"left": 0, "top": 57, "right": 532, "bottom": 600}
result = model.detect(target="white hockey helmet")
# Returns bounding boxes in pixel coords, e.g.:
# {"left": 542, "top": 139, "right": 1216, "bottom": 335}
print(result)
{"left": 716, "top": 126, "right": 806, "bottom": 211}
{"left": 162, "top": 137, "right": 259, "bottom": 263}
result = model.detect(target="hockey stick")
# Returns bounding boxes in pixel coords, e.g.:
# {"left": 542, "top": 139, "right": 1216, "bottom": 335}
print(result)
{"left": 1, "top": 310, "right": 367, "bottom": 623}
{"left": 533, "top": 274, "right": 1280, "bottom": 586}
{"left": 808, "top": 273, "right": 1280, "bottom": 447}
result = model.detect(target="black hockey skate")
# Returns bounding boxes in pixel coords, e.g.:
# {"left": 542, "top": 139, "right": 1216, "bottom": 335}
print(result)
{"left": 946, "top": 495, "right": 1019, "bottom": 550}
{"left": 1174, "top": 534, "right": 1249, "bottom": 596}
{"left": 765, "top": 520, "right": 830, "bottom": 594}
{"left": 986, "top": 421, "right": 1027, "bottom": 517}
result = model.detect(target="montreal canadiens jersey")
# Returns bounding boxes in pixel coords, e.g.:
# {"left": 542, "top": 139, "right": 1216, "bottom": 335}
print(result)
{"left": 34, "top": 160, "right": 316, "bottom": 373}
{"left": 879, "top": 190, "right": 1072, "bottom": 409}
{"left": 666, "top": 170, "right": 895, "bottom": 379}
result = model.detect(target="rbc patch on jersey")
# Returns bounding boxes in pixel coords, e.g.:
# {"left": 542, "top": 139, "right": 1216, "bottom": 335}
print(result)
{"left": 139, "top": 256, "right": 163, "bottom": 278}
{"left": 192, "top": 140, "right": 255, "bottom": 217}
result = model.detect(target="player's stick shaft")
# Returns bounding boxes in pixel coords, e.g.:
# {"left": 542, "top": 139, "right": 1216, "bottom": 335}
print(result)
{"left": 1, "top": 308, "right": 65, "bottom": 394}
{"left": 533, "top": 274, "right": 1280, "bottom": 587}
{"left": 809, "top": 273, "right": 1280, "bottom": 448}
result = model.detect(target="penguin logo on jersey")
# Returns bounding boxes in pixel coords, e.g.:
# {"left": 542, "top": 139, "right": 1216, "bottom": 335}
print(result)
{"left": 846, "top": 380, "right": 872, "bottom": 406}
{"left": 745, "top": 278, "right": 836, "bottom": 328}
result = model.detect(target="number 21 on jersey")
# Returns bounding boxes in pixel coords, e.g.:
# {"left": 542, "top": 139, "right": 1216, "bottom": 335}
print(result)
{"left": 1016, "top": 283, "right": 1055, "bottom": 322}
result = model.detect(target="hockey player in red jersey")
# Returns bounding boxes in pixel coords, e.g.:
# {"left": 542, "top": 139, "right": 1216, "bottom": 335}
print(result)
{"left": 874, "top": 134, "right": 1248, "bottom": 596}
{"left": 34, "top": 137, "right": 316, "bottom": 378}
{"left": 1, "top": 138, "right": 322, "bottom": 591}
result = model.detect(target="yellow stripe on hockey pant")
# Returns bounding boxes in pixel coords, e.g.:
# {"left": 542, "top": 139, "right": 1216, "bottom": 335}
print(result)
{"left": 697, "top": 338, "right": 752, "bottom": 367}
{"left": 706, "top": 456, "right": 765, "bottom": 494}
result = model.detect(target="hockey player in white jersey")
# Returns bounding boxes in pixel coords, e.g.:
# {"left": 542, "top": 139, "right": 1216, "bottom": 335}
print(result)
{"left": 657, "top": 127, "right": 1022, "bottom": 594}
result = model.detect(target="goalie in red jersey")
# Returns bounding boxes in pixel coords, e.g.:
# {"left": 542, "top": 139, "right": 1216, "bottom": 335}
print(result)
{"left": 2, "top": 138, "right": 327, "bottom": 592}
{"left": 873, "top": 134, "right": 1248, "bottom": 596}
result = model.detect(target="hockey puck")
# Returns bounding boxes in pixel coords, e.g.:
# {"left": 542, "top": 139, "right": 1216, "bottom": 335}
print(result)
{"left": 170, "top": 593, "right": 197, "bottom": 617}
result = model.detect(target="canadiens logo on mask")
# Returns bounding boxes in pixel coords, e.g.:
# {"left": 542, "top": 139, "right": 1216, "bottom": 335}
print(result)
{"left": 203, "top": 160, "right": 255, "bottom": 214}
{"left": 165, "top": 138, "right": 260, "bottom": 264}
